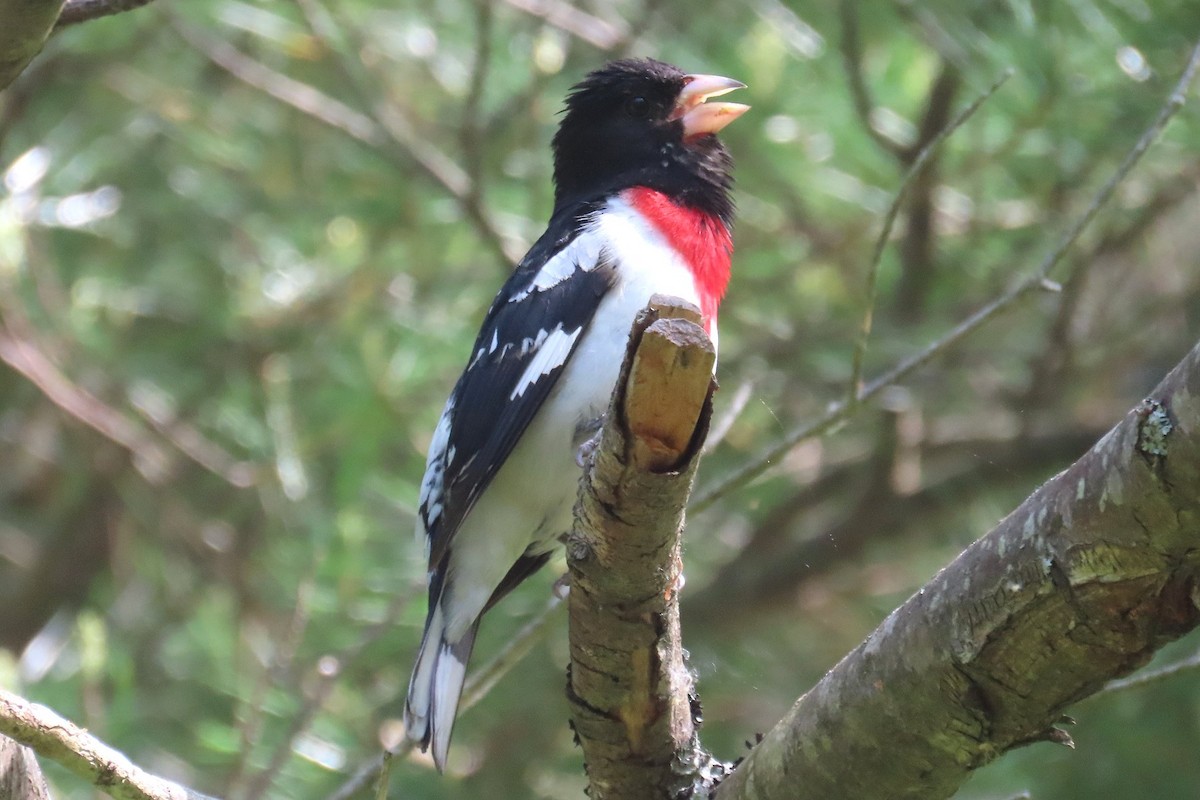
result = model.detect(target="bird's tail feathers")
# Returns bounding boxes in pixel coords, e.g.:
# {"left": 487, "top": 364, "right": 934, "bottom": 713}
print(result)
{"left": 404, "top": 605, "right": 479, "bottom": 772}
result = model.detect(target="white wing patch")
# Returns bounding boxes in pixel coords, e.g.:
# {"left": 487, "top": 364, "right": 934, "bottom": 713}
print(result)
{"left": 507, "top": 229, "right": 606, "bottom": 303}
{"left": 509, "top": 324, "right": 582, "bottom": 400}
{"left": 418, "top": 396, "right": 455, "bottom": 547}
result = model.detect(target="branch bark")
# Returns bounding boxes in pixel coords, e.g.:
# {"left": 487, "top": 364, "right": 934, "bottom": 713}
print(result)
{"left": 53, "top": 0, "right": 156, "bottom": 30}
{"left": 566, "top": 296, "right": 719, "bottom": 800}
{"left": 713, "top": 339, "right": 1200, "bottom": 800}
{"left": 0, "top": 736, "right": 51, "bottom": 800}
{"left": 0, "top": 689, "right": 216, "bottom": 800}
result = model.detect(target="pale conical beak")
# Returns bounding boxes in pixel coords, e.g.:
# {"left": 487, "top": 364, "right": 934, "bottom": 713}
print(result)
{"left": 673, "top": 73, "right": 750, "bottom": 137}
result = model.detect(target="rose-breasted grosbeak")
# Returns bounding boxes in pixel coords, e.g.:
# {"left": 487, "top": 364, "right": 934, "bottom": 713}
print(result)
{"left": 404, "top": 58, "right": 747, "bottom": 770}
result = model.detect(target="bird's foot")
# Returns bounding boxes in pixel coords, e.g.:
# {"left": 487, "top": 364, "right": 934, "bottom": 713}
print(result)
{"left": 574, "top": 415, "right": 605, "bottom": 467}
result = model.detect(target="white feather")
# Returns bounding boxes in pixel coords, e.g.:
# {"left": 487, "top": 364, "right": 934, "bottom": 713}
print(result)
{"left": 506, "top": 230, "right": 606, "bottom": 303}
{"left": 403, "top": 604, "right": 443, "bottom": 738}
{"left": 509, "top": 324, "right": 582, "bottom": 400}
{"left": 417, "top": 396, "right": 455, "bottom": 547}
{"left": 430, "top": 641, "right": 468, "bottom": 768}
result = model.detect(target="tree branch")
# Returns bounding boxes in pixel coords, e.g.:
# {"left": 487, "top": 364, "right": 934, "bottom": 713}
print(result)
{"left": 53, "top": 0, "right": 155, "bottom": 30}
{"left": 0, "top": 690, "right": 216, "bottom": 800}
{"left": 846, "top": 67, "right": 1010, "bottom": 400}
{"left": 502, "top": 0, "right": 628, "bottom": 50}
{"left": 0, "top": 736, "right": 51, "bottom": 800}
{"left": 170, "top": 16, "right": 523, "bottom": 268}
{"left": 892, "top": 62, "right": 961, "bottom": 321}
{"left": 838, "top": 0, "right": 906, "bottom": 157}
{"left": 713, "top": 340, "right": 1200, "bottom": 799}
{"left": 567, "top": 296, "right": 719, "bottom": 800}
{"left": 0, "top": 332, "right": 172, "bottom": 482}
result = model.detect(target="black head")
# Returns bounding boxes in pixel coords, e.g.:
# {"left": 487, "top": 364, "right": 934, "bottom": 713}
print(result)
{"left": 551, "top": 58, "right": 747, "bottom": 225}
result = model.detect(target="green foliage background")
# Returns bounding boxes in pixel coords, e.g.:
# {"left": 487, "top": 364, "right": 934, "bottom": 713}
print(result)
{"left": 1, "top": 1, "right": 1199, "bottom": 798}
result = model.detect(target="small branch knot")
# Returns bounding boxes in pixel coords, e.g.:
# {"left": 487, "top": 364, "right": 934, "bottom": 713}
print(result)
{"left": 1135, "top": 398, "right": 1174, "bottom": 461}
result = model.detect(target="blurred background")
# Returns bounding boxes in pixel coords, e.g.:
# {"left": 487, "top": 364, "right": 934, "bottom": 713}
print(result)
{"left": 2, "top": 1, "right": 1199, "bottom": 797}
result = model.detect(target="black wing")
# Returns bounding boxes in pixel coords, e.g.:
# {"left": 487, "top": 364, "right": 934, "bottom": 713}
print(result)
{"left": 418, "top": 205, "right": 616, "bottom": 569}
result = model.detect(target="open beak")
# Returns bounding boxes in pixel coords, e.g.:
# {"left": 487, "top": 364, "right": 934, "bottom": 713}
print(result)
{"left": 673, "top": 73, "right": 750, "bottom": 138}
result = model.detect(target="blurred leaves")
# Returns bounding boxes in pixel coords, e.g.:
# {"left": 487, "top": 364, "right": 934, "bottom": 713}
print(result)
{"left": 1, "top": 1, "right": 1199, "bottom": 798}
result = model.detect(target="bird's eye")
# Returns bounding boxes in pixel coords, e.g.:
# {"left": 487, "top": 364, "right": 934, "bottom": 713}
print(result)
{"left": 624, "top": 96, "right": 650, "bottom": 119}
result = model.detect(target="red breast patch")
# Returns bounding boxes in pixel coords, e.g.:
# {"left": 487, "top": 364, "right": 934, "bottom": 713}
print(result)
{"left": 624, "top": 187, "right": 732, "bottom": 329}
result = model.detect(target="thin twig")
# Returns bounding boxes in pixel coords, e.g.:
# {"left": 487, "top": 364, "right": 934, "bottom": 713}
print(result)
{"left": 696, "top": 37, "right": 1200, "bottom": 513}
{"left": 890, "top": 1, "right": 971, "bottom": 73}
{"left": 326, "top": 751, "right": 388, "bottom": 800}
{"left": 461, "top": 0, "right": 494, "bottom": 194}
{"left": 0, "top": 302, "right": 258, "bottom": 489}
{"left": 238, "top": 662, "right": 336, "bottom": 800}
{"left": 128, "top": 395, "right": 259, "bottom": 488}
{"left": 461, "top": 593, "right": 564, "bottom": 710}
{"left": 373, "top": 752, "right": 393, "bottom": 800}
{"left": 171, "top": 18, "right": 383, "bottom": 145}
{"left": 171, "top": 16, "right": 522, "bottom": 267}
{"left": 296, "top": 0, "right": 522, "bottom": 267}
{"left": 1016, "top": 173, "right": 1200, "bottom": 422}
{"left": 838, "top": 0, "right": 906, "bottom": 157}
{"left": 502, "top": 0, "right": 628, "bottom": 50}
{"left": 845, "top": 67, "right": 1012, "bottom": 402}
{"left": 892, "top": 63, "right": 960, "bottom": 319}
{"left": 291, "top": 0, "right": 341, "bottom": 46}
{"left": 704, "top": 379, "right": 754, "bottom": 453}
{"left": 0, "top": 207, "right": 258, "bottom": 489}
{"left": 53, "top": 0, "right": 155, "bottom": 30}
{"left": 238, "top": 586, "right": 416, "bottom": 800}
{"left": 1093, "top": 648, "right": 1200, "bottom": 697}
{"left": 328, "top": 594, "right": 565, "bottom": 800}
{"left": 0, "top": 333, "right": 173, "bottom": 481}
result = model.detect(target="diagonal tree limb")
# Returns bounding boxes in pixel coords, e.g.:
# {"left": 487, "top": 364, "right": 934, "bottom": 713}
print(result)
{"left": 713, "top": 337, "right": 1200, "bottom": 800}
{"left": 0, "top": 332, "right": 173, "bottom": 481}
{"left": 0, "top": 690, "right": 217, "bottom": 800}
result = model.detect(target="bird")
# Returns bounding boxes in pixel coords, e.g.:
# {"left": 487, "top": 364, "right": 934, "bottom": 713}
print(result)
{"left": 404, "top": 57, "right": 747, "bottom": 771}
